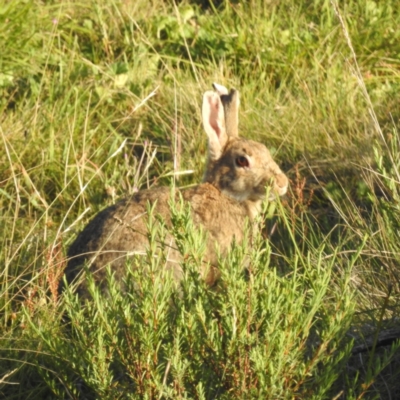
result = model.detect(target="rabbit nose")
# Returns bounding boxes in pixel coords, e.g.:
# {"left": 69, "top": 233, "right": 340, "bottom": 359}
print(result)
{"left": 275, "top": 173, "right": 289, "bottom": 196}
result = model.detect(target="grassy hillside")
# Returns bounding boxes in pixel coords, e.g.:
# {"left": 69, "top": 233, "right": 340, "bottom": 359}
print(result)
{"left": 1, "top": 0, "right": 400, "bottom": 398}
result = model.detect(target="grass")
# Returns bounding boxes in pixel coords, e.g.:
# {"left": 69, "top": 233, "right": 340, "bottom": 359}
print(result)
{"left": 1, "top": 0, "right": 400, "bottom": 398}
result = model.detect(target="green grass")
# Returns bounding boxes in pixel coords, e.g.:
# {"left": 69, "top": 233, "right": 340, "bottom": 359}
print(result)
{"left": 1, "top": 0, "right": 400, "bottom": 398}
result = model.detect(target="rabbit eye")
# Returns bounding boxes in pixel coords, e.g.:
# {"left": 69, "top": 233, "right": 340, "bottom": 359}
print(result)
{"left": 236, "top": 156, "right": 249, "bottom": 168}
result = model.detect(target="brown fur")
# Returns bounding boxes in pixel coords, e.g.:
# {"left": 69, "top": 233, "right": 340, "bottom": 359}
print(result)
{"left": 65, "top": 84, "right": 288, "bottom": 297}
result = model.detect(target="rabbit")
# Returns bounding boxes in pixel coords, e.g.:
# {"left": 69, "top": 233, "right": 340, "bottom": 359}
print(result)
{"left": 64, "top": 83, "right": 289, "bottom": 297}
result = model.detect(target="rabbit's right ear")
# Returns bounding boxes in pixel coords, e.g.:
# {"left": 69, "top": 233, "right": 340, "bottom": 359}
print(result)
{"left": 202, "top": 90, "right": 228, "bottom": 161}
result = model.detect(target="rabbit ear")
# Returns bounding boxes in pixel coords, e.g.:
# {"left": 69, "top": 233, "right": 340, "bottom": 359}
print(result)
{"left": 212, "top": 83, "right": 240, "bottom": 138}
{"left": 202, "top": 90, "right": 228, "bottom": 161}
{"left": 220, "top": 88, "right": 239, "bottom": 138}
{"left": 212, "top": 82, "right": 229, "bottom": 95}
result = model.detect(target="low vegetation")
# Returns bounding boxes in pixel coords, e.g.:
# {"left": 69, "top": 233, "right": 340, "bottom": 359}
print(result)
{"left": 1, "top": 0, "right": 400, "bottom": 398}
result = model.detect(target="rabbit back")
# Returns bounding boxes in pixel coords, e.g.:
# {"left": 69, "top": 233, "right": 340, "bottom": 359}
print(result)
{"left": 66, "top": 183, "right": 250, "bottom": 296}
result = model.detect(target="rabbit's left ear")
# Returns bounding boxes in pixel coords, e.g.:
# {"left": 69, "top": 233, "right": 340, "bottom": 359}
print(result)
{"left": 212, "top": 83, "right": 239, "bottom": 138}
{"left": 220, "top": 88, "right": 239, "bottom": 138}
{"left": 202, "top": 90, "right": 228, "bottom": 161}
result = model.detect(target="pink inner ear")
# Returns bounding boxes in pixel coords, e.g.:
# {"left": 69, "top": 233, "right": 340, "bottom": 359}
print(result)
{"left": 210, "top": 120, "right": 221, "bottom": 136}
{"left": 209, "top": 96, "right": 221, "bottom": 137}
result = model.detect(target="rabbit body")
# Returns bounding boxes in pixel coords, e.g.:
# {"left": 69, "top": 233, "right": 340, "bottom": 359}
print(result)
{"left": 65, "top": 84, "right": 288, "bottom": 296}
{"left": 67, "top": 183, "right": 251, "bottom": 296}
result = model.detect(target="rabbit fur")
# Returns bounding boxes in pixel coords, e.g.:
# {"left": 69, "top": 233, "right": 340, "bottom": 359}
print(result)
{"left": 65, "top": 84, "right": 289, "bottom": 297}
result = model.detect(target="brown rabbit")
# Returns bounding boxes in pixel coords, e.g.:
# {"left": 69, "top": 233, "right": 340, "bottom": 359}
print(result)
{"left": 65, "top": 84, "right": 288, "bottom": 297}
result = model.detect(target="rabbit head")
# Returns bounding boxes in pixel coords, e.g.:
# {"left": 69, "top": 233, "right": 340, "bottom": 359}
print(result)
{"left": 202, "top": 84, "right": 288, "bottom": 209}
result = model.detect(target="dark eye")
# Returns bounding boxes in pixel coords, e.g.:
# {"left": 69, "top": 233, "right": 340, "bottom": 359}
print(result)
{"left": 236, "top": 156, "right": 249, "bottom": 168}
